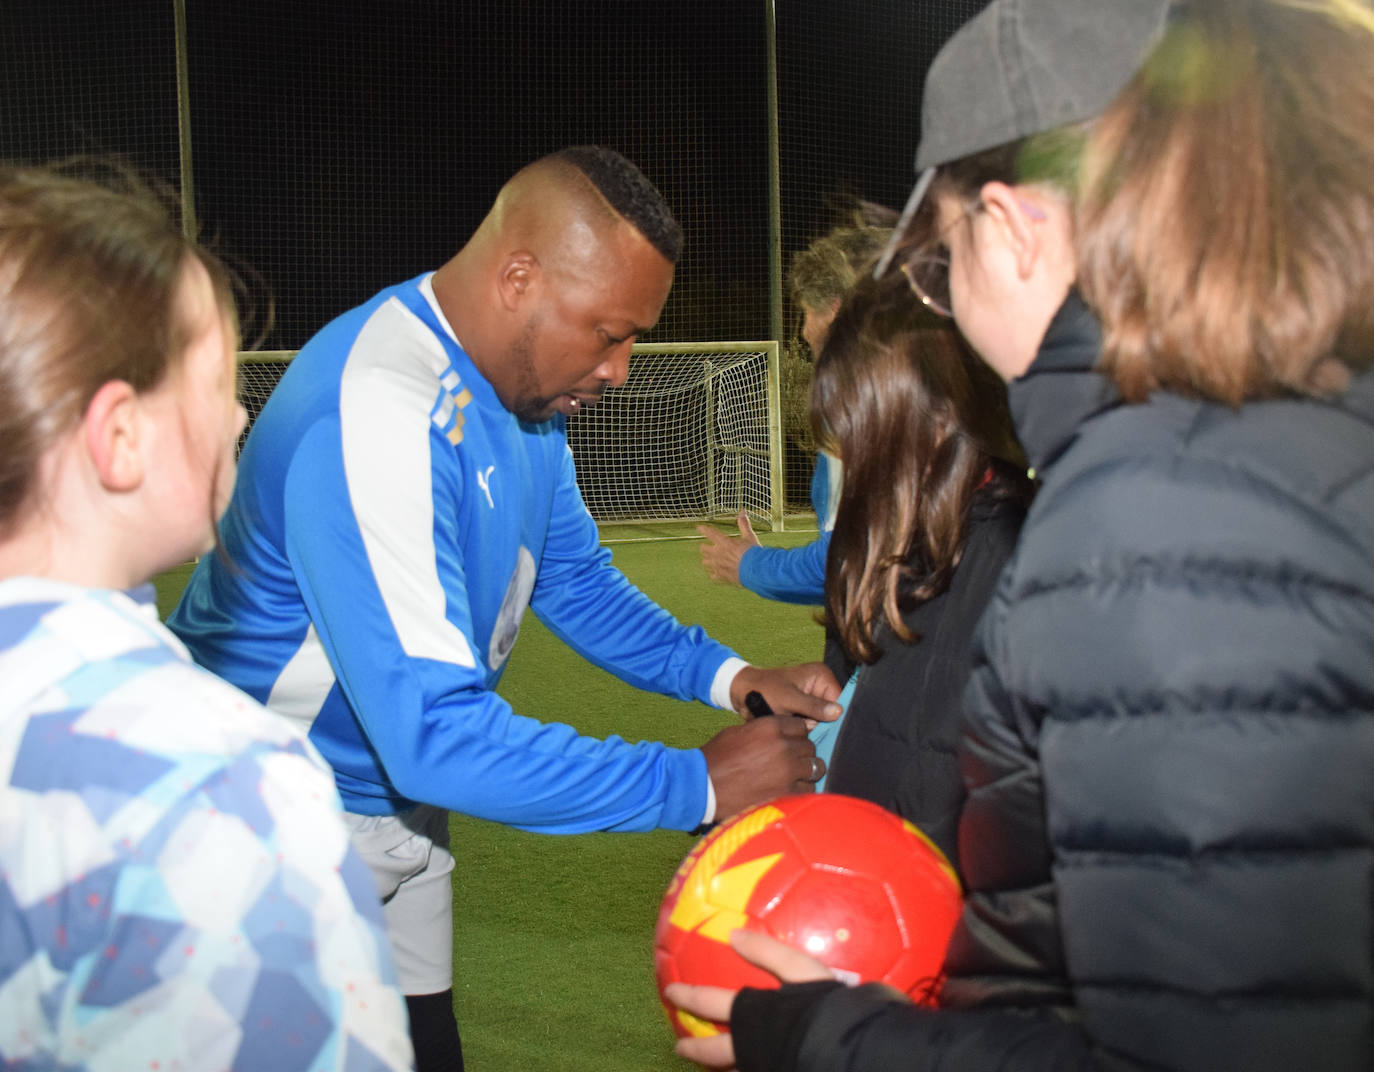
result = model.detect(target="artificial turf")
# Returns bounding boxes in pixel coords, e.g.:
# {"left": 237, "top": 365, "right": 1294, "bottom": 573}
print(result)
{"left": 155, "top": 522, "right": 823, "bottom": 1070}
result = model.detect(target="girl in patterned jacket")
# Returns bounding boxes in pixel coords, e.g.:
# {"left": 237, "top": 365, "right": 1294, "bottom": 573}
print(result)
{"left": 0, "top": 162, "right": 413, "bottom": 1071}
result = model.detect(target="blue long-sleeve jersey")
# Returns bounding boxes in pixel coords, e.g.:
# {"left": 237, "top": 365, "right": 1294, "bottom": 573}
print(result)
{"left": 169, "top": 273, "right": 737, "bottom": 833}
{"left": 736, "top": 451, "right": 841, "bottom": 604}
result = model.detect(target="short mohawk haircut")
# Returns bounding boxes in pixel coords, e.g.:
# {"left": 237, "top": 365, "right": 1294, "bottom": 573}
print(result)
{"left": 554, "top": 145, "right": 683, "bottom": 264}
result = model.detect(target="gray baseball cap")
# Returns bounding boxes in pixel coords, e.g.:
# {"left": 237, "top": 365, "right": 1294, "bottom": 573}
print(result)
{"left": 876, "top": 0, "right": 1173, "bottom": 276}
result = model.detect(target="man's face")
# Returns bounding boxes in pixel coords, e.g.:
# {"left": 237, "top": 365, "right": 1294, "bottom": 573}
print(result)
{"left": 504, "top": 226, "right": 673, "bottom": 423}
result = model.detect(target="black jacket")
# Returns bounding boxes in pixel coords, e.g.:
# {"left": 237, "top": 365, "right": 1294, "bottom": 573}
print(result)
{"left": 730, "top": 293, "right": 1374, "bottom": 1071}
{"left": 824, "top": 486, "right": 1027, "bottom": 871}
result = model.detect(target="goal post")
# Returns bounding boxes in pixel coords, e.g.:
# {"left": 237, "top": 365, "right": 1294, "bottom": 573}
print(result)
{"left": 565, "top": 341, "right": 784, "bottom": 531}
{"left": 235, "top": 350, "right": 296, "bottom": 453}
{"left": 234, "top": 340, "right": 786, "bottom": 530}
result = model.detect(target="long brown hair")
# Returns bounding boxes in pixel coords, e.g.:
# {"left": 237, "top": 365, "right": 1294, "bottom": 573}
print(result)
{"left": 811, "top": 271, "right": 1026, "bottom": 664}
{"left": 0, "top": 160, "right": 237, "bottom": 539}
{"left": 1078, "top": 0, "right": 1374, "bottom": 401}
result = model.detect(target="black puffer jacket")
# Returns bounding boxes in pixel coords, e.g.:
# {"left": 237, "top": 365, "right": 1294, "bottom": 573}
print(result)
{"left": 824, "top": 485, "right": 1028, "bottom": 871}
{"left": 730, "top": 293, "right": 1374, "bottom": 1071}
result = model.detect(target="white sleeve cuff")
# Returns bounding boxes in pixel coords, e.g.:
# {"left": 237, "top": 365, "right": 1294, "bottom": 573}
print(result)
{"left": 710, "top": 656, "right": 750, "bottom": 711}
{"left": 701, "top": 774, "right": 717, "bottom": 826}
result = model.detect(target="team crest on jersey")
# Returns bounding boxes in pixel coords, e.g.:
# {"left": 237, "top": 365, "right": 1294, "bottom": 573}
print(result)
{"left": 489, "top": 546, "right": 535, "bottom": 670}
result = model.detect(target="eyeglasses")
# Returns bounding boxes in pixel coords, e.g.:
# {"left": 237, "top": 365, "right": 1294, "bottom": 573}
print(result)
{"left": 900, "top": 255, "right": 953, "bottom": 318}
{"left": 895, "top": 196, "right": 1050, "bottom": 321}
{"left": 894, "top": 198, "right": 972, "bottom": 321}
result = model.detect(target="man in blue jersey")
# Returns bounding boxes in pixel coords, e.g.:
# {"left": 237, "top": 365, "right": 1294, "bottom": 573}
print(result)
{"left": 169, "top": 146, "right": 840, "bottom": 1071}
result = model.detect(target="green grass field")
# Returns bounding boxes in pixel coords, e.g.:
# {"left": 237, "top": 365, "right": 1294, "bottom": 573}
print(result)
{"left": 155, "top": 521, "right": 823, "bottom": 1071}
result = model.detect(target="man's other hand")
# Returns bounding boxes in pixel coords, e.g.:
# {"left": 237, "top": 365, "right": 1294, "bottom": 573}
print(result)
{"left": 702, "top": 714, "right": 822, "bottom": 819}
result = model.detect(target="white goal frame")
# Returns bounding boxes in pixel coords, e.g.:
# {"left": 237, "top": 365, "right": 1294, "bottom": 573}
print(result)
{"left": 236, "top": 341, "right": 786, "bottom": 531}
{"left": 565, "top": 341, "right": 784, "bottom": 531}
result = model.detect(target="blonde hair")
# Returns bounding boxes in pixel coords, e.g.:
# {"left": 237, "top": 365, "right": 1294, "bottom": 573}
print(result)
{"left": 788, "top": 209, "right": 895, "bottom": 314}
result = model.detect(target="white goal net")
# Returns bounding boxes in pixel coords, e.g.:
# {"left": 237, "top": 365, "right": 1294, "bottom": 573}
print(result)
{"left": 234, "top": 341, "right": 784, "bottom": 530}
{"left": 235, "top": 352, "right": 295, "bottom": 454}
{"left": 566, "top": 342, "right": 783, "bottom": 529}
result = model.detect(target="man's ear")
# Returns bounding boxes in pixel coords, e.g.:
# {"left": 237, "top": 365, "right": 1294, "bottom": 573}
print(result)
{"left": 84, "top": 380, "right": 144, "bottom": 492}
{"left": 978, "top": 181, "right": 1046, "bottom": 281}
{"left": 496, "top": 251, "right": 538, "bottom": 311}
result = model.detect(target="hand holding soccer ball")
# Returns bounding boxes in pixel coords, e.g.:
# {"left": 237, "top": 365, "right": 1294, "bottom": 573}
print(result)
{"left": 653, "top": 794, "right": 962, "bottom": 1042}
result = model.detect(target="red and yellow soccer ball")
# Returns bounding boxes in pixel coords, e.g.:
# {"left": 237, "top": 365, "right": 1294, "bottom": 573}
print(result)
{"left": 653, "top": 793, "right": 962, "bottom": 1039}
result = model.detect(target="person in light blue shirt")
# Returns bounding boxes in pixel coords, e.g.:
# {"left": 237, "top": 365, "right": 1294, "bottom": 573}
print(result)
{"left": 0, "top": 162, "right": 411, "bottom": 1072}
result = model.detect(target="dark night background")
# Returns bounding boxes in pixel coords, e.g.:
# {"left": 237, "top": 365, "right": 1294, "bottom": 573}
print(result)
{"left": 1, "top": 0, "right": 984, "bottom": 350}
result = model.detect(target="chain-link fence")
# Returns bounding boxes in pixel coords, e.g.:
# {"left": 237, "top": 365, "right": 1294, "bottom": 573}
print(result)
{"left": 1, "top": 0, "right": 984, "bottom": 512}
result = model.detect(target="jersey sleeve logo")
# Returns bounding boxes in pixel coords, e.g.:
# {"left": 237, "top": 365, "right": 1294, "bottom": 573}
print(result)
{"left": 430, "top": 368, "right": 474, "bottom": 446}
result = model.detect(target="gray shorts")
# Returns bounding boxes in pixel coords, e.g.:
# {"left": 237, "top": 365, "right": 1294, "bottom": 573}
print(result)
{"left": 343, "top": 805, "right": 455, "bottom": 996}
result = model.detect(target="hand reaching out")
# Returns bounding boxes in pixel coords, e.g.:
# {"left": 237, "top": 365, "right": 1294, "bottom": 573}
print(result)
{"left": 697, "top": 510, "right": 761, "bottom": 586}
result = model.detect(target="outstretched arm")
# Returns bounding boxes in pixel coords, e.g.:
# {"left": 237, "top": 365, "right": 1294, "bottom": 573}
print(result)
{"left": 697, "top": 510, "right": 761, "bottom": 587}
{"left": 698, "top": 510, "right": 832, "bottom": 606}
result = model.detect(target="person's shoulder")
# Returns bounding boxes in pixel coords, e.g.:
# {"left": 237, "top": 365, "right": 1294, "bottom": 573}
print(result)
{"left": 1069, "top": 384, "right": 1373, "bottom": 479}
{"left": 5, "top": 592, "right": 341, "bottom": 842}
{"left": 941, "top": 490, "right": 1026, "bottom": 607}
{"left": 54, "top": 638, "right": 330, "bottom": 800}
{"left": 2, "top": 583, "right": 186, "bottom": 706}
{"left": 1189, "top": 387, "right": 1374, "bottom": 510}
{"left": 340, "top": 288, "right": 454, "bottom": 382}
{"left": 1081, "top": 388, "right": 1374, "bottom": 521}
{"left": 50, "top": 591, "right": 326, "bottom": 765}
{"left": 1020, "top": 387, "right": 1374, "bottom": 586}
{"left": 299, "top": 275, "right": 432, "bottom": 351}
